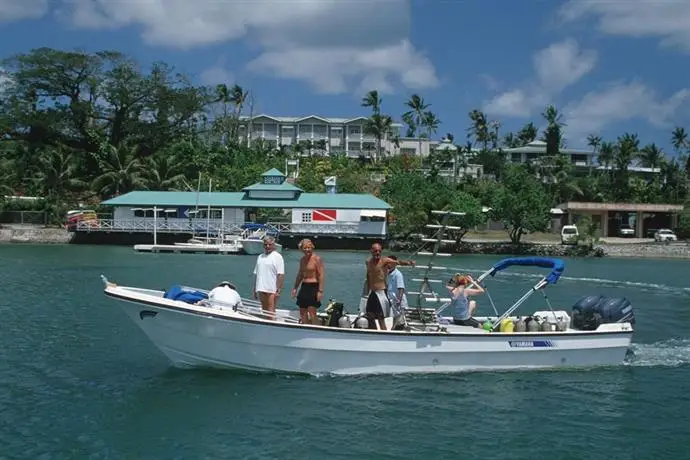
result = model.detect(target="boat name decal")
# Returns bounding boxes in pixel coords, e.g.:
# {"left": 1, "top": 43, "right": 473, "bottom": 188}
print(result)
{"left": 508, "top": 340, "right": 555, "bottom": 348}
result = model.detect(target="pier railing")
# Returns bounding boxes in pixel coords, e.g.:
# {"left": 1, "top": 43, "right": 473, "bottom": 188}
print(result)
{"left": 75, "top": 219, "right": 363, "bottom": 235}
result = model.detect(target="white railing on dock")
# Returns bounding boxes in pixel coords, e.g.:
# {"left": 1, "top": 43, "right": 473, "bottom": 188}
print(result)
{"left": 75, "top": 219, "right": 364, "bottom": 235}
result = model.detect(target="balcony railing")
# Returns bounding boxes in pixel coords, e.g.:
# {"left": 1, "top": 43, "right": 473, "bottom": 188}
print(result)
{"left": 75, "top": 220, "right": 366, "bottom": 235}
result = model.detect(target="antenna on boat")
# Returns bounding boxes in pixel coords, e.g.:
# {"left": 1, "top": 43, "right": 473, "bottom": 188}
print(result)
{"left": 404, "top": 210, "right": 465, "bottom": 330}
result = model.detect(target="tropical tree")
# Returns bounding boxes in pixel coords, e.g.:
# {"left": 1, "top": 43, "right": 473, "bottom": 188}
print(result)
{"left": 403, "top": 94, "right": 430, "bottom": 156}
{"left": 490, "top": 164, "right": 552, "bottom": 243}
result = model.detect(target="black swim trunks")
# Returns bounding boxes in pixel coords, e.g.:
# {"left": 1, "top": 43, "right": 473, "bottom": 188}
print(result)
{"left": 296, "top": 282, "right": 321, "bottom": 309}
{"left": 365, "top": 289, "right": 390, "bottom": 320}
{"left": 453, "top": 317, "right": 481, "bottom": 328}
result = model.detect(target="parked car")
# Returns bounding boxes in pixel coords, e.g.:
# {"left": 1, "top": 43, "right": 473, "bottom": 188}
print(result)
{"left": 618, "top": 225, "right": 635, "bottom": 238}
{"left": 654, "top": 228, "right": 678, "bottom": 242}
{"left": 561, "top": 225, "right": 579, "bottom": 245}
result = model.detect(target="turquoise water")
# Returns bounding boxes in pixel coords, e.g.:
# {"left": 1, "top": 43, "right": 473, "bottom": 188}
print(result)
{"left": 1, "top": 245, "right": 689, "bottom": 459}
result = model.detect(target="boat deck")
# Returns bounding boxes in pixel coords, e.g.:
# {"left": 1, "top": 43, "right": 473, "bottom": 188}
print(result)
{"left": 133, "top": 244, "right": 242, "bottom": 254}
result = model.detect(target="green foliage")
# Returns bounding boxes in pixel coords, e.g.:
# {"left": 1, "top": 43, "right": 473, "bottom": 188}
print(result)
{"left": 444, "top": 191, "right": 485, "bottom": 241}
{"left": 490, "top": 165, "right": 551, "bottom": 244}
{"left": 380, "top": 172, "right": 450, "bottom": 238}
{"left": 574, "top": 215, "right": 600, "bottom": 248}
{"left": 0, "top": 46, "right": 687, "bottom": 238}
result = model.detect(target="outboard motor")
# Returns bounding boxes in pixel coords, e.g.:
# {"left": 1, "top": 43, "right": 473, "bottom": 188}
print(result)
{"left": 571, "top": 295, "right": 635, "bottom": 331}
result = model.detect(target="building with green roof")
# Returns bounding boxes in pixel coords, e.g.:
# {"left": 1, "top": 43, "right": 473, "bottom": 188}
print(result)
{"left": 93, "top": 168, "right": 391, "bottom": 247}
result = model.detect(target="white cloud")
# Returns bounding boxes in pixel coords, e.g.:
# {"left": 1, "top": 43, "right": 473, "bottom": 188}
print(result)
{"left": 58, "top": 0, "right": 439, "bottom": 95}
{"left": 563, "top": 81, "right": 690, "bottom": 143}
{"left": 0, "top": 0, "right": 48, "bottom": 21}
{"left": 199, "top": 57, "right": 235, "bottom": 87}
{"left": 247, "top": 39, "right": 438, "bottom": 95}
{"left": 483, "top": 39, "right": 597, "bottom": 118}
{"left": 559, "top": 0, "right": 690, "bottom": 52}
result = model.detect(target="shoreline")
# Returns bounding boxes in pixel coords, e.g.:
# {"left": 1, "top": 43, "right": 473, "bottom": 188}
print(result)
{"left": 1, "top": 227, "right": 689, "bottom": 260}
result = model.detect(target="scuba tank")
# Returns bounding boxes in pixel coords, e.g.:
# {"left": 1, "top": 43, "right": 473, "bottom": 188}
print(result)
{"left": 499, "top": 318, "right": 515, "bottom": 333}
{"left": 354, "top": 316, "right": 369, "bottom": 329}
{"left": 556, "top": 316, "right": 568, "bottom": 332}
{"left": 540, "top": 316, "right": 554, "bottom": 332}
{"left": 338, "top": 315, "right": 352, "bottom": 328}
{"left": 482, "top": 320, "right": 494, "bottom": 332}
{"left": 514, "top": 316, "right": 527, "bottom": 333}
{"left": 527, "top": 316, "right": 541, "bottom": 332}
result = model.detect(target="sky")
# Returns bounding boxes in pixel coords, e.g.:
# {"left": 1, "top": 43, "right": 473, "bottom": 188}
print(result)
{"left": 1, "top": 0, "right": 690, "bottom": 154}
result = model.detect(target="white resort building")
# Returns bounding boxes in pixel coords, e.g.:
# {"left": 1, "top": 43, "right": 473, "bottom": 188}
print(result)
{"left": 237, "top": 114, "right": 439, "bottom": 158}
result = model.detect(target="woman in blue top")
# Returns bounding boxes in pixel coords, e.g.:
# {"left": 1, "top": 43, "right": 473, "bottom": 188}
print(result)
{"left": 447, "top": 273, "right": 485, "bottom": 327}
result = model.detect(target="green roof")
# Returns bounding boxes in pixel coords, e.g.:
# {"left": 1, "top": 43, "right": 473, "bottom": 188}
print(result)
{"left": 101, "top": 191, "right": 391, "bottom": 209}
{"left": 262, "top": 168, "right": 285, "bottom": 177}
{"left": 242, "top": 181, "right": 303, "bottom": 192}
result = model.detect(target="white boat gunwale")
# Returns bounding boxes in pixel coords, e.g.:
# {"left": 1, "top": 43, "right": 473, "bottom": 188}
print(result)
{"left": 103, "top": 284, "right": 634, "bottom": 339}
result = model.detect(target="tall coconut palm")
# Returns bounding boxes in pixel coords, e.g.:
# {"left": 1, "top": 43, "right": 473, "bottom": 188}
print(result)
{"left": 229, "top": 84, "right": 248, "bottom": 141}
{"left": 361, "top": 90, "right": 381, "bottom": 115}
{"left": 671, "top": 126, "right": 689, "bottom": 174}
{"left": 541, "top": 105, "right": 564, "bottom": 156}
{"left": 423, "top": 111, "right": 440, "bottom": 139}
{"left": 468, "top": 109, "right": 490, "bottom": 149}
{"left": 144, "top": 154, "right": 188, "bottom": 191}
{"left": 91, "top": 143, "right": 147, "bottom": 197}
{"left": 33, "top": 146, "right": 87, "bottom": 200}
{"left": 364, "top": 113, "right": 393, "bottom": 162}
{"left": 403, "top": 94, "right": 430, "bottom": 156}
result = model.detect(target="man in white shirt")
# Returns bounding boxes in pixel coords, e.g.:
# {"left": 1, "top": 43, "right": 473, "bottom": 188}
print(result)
{"left": 252, "top": 236, "right": 285, "bottom": 320}
{"left": 200, "top": 281, "right": 243, "bottom": 310}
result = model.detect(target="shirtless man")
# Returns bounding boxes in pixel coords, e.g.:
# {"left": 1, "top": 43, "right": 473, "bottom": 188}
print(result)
{"left": 291, "top": 239, "right": 325, "bottom": 325}
{"left": 363, "top": 242, "right": 415, "bottom": 330}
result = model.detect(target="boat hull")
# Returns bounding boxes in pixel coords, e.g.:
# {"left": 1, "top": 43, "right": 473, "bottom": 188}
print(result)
{"left": 108, "top": 288, "right": 633, "bottom": 376}
{"left": 241, "top": 239, "right": 283, "bottom": 255}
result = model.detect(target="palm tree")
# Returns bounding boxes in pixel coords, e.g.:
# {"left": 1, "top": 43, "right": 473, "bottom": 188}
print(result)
{"left": 672, "top": 126, "right": 687, "bottom": 155}
{"left": 468, "top": 109, "right": 490, "bottom": 149}
{"left": 91, "top": 143, "right": 147, "bottom": 197}
{"left": 423, "top": 111, "right": 440, "bottom": 139}
{"left": 144, "top": 154, "right": 187, "bottom": 191}
{"left": 33, "top": 146, "right": 86, "bottom": 200}
{"left": 638, "top": 143, "right": 664, "bottom": 171}
{"left": 364, "top": 113, "right": 393, "bottom": 162}
{"left": 671, "top": 126, "right": 689, "bottom": 175}
{"left": 403, "top": 94, "right": 429, "bottom": 156}
{"left": 541, "top": 105, "right": 564, "bottom": 156}
{"left": 361, "top": 90, "right": 381, "bottom": 115}
{"left": 229, "top": 84, "right": 248, "bottom": 141}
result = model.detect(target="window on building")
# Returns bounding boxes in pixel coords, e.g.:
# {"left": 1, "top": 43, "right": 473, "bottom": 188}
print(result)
{"left": 301, "top": 212, "right": 312, "bottom": 223}
{"left": 400, "top": 148, "right": 416, "bottom": 156}
{"left": 348, "top": 126, "right": 361, "bottom": 135}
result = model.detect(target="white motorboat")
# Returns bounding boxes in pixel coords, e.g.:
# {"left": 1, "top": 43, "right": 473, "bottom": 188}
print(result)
{"left": 100, "top": 254, "right": 635, "bottom": 375}
{"left": 238, "top": 223, "right": 282, "bottom": 255}
{"left": 104, "top": 211, "right": 634, "bottom": 375}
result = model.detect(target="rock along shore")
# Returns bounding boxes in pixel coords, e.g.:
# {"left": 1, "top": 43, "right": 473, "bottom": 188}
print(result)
{"left": 0, "top": 226, "right": 72, "bottom": 244}
{"left": 388, "top": 239, "right": 690, "bottom": 260}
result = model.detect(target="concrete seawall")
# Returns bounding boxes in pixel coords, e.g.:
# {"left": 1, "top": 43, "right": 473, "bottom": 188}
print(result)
{"left": 0, "top": 227, "right": 72, "bottom": 244}
{"left": 598, "top": 242, "right": 690, "bottom": 259}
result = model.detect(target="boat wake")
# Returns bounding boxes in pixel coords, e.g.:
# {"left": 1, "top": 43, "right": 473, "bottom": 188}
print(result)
{"left": 625, "top": 339, "right": 690, "bottom": 368}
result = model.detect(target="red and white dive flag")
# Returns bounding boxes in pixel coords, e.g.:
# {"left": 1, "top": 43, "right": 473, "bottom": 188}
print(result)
{"left": 312, "top": 209, "right": 337, "bottom": 222}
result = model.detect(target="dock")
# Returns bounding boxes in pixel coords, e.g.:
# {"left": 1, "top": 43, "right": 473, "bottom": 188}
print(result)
{"left": 133, "top": 244, "right": 242, "bottom": 254}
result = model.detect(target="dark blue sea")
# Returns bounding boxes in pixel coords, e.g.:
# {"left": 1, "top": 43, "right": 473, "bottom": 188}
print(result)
{"left": 1, "top": 245, "right": 688, "bottom": 459}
